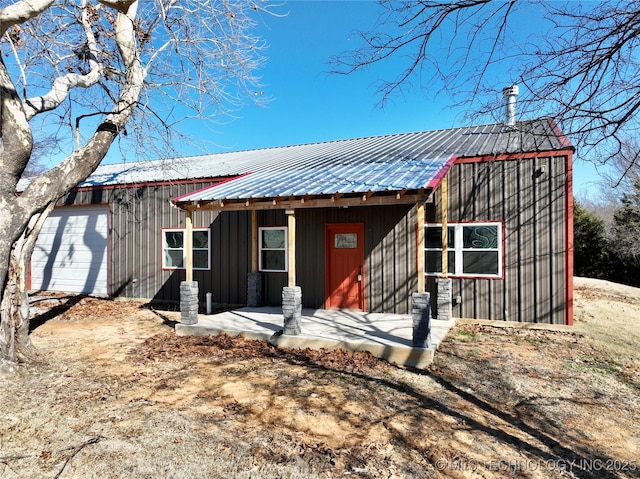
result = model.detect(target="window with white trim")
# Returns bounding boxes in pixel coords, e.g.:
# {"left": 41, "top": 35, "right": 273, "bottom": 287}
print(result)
{"left": 259, "top": 227, "right": 288, "bottom": 272}
{"left": 162, "top": 228, "right": 211, "bottom": 270}
{"left": 425, "top": 222, "right": 502, "bottom": 278}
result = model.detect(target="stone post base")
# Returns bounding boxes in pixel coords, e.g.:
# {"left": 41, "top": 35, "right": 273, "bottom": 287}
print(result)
{"left": 180, "top": 281, "right": 199, "bottom": 325}
{"left": 436, "top": 278, "right": 453, "bottom": 321}
{"left": 247, "top": 272, "right": 263, "bottom": 307}
{"left": 412, "top": 292, "right": 431, "bottom": 348}
{"left": 282, "top": 286, "right": 302, "bottom": 335}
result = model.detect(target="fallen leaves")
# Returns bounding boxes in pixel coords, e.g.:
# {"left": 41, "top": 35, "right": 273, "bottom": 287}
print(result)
{"left": 131, "top": 331, "right": 390, "bottom": 374}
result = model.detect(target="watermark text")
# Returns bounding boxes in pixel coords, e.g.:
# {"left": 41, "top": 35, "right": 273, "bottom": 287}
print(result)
{"left": 433, "top": 458, "right": 637, "bottom": 473}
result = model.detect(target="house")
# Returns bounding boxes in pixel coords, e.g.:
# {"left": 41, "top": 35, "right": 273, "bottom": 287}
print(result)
{"left": 29, "top": 117, "right": 574, "bottom": 325}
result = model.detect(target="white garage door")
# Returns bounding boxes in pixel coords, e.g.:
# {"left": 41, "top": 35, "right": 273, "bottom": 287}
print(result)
{"left": 31, "top": 205, "right": 109, "bottom": 295}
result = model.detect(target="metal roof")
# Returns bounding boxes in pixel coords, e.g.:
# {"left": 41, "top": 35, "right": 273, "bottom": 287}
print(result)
{"left": 16, "top": 118, "right": 571, "bottom": 194}
{"left": 171, "top": 118, "right": 572, "bottom": 205}
{"left": 175, "top": 154, "right": 456, "bottom": 204}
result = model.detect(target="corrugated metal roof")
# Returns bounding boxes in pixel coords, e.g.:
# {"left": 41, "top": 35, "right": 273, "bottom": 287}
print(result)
{"left": 175, "top": 155, "right": 456, "bottom": 203}
{"left": 171, "top": 118, "right": 572, "bottom": 205}
{"left": 16, "top": 118, "right": 571, "bottom": 193}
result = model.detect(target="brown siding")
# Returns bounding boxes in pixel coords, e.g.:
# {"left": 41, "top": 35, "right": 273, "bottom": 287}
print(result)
{"left": 427, "top": 155, "right": 568, "bottom": 324}
{"left": 267, "top": 205, "right": 417, "bottom": 313}
{"left": 61, "top": 186, "right": 292, "bottom": 307}
{"left": 223, "top": 206, "right": 417, "bottom": 313}
{"left": 210, "top": 211, "right": 251, "bottom": 304}
{"left": 58, "top": 152, "right": 569, "bottom": 324}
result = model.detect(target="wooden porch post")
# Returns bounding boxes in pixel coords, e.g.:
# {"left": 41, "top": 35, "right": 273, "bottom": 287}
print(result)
{"left": 417, "top": 201, "right": 425, "bottom": 292}
{"left": 286, "top": 209, "right": 296, "bottom": 287}
{"left": 440, "top": 175, "right": 448, "bottom": 277}
{"left": 247, "top": 209, "right": 263, "bottom": 307}
{"left": 185, "top": 208, "right": 193, "bottom": 282}
{"left": 251, "top": 210, "right": 258, "bottom": 273}
{"left": 437, "top": 174, "right": 453, "bottom": 321}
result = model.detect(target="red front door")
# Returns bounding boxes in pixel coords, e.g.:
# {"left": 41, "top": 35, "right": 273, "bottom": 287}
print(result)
{"left": 325, "top": 223, "right": 365, "bottom": 310}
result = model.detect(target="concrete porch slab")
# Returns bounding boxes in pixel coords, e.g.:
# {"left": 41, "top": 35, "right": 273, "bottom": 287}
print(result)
{"left": 175, "top": 307, "right": 455, "bottom": 369}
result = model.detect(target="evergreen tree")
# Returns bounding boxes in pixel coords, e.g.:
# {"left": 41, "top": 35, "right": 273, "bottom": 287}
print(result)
{"left": 574, "top": 201, "right": 609, "bottom": 279}
{"left": 611, "top": 183, "right": 640, "bottom": 286}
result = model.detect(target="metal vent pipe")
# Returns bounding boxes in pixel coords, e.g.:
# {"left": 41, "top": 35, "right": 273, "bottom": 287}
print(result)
{"left": 502, "top": 85, "right": 519, "bottom": 126}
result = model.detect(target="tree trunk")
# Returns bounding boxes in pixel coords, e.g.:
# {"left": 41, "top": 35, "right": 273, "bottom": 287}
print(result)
{"left": 0, "top": 256, "right": 32, "bottom": 361}
{"left": 0, "top": 202, "right": 55, "bottom": 362}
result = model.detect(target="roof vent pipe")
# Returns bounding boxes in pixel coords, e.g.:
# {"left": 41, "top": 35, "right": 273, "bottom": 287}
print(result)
{"left": 502, "top": 84, "right": 519, "bottom": 127}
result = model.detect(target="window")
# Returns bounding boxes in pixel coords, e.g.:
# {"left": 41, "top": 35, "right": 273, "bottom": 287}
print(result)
{"left": 259, "top": 227, "right": 287, "bottom": 272}
{"left": 425, "top": 222, "right": 502, "bottom": 278}
{"left": 162, "top": 228, "right": 210, "bottom": 270}
{"left": 334, "top": 233, "right": 357, "bottom": 249}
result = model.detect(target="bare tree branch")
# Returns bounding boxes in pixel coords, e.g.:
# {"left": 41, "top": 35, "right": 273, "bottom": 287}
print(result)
{"left": 332, "top": 0, "right": 516, "bottom": 106}
{"left": 0, "top": 0, "right": 274, "bottom": 362}
{"left": 0, "top": 0, "right": 53, "bottom": 35}
{"left": 332, "top": 0, "right": 640, "bottom": 180}
{"left": 21, "top": 1, "right": 144, "bottom": 211}
{"left": 23, "top": 0, "right": 103, "bottom": 120}
{"left": 97, "top": 0, "right": 135, "bottom": 13}
{"left": 0, "top": 58, "right": 33, "bottom": 184}
{"left": 52, "top": 436, "right": 103, "bottom": 479}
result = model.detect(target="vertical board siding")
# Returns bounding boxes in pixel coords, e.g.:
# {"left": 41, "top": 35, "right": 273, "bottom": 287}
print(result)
{"left": 304, "top": 205, "right": 417, "bottom": 313}
{"left": 259, "top": 205, "right": 415, "bottom": 313}
{"left": 60, "top": 182, "right": 221, "bottom": 302}
{"left": 295, "top": 208, "right": 328, "bottom": 309}
{"left": 58, "top": 154, "right": 567, "bottom": 324}
{"left": 428, "top": 155, "right": 568, "bottom": 324}
{"left": 210, "top": 211, "right": 251, "bottom": 305}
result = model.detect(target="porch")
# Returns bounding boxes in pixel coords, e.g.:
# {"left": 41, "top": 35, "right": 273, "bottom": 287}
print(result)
{"left": 175, "top": 307, "right": 455, "bottom": 369}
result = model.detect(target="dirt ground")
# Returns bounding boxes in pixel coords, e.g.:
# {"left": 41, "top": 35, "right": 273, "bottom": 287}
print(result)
{"left": 0, "top": 277, "right": 639, "bottom": 479}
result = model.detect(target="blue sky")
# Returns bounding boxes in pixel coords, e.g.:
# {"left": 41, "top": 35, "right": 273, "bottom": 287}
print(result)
{"left": 190, "top": 1, "right": 461, "bottom": 151}
{"left": 121, "top": 1, "right": 603, "bottom": 196}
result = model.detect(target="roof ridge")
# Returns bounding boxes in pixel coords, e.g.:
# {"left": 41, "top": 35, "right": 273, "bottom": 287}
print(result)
{"left": 14, "top": 117, "right": 568, "bottom": 192}
{"left": 96, "top": 120, "right": 540, "bottom": 168}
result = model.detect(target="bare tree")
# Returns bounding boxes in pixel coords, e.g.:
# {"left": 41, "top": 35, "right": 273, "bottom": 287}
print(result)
{"left": 603, "top": 139, "right": 640, "bottom": 192}
{"left": 0, "top": 0, "right": 271, "bottom": 363}
{"left": 574, "top": 139, "right": 640, "bottom": 231}
{"left": 332, "top": 0, "right": 640, "bottom": 177}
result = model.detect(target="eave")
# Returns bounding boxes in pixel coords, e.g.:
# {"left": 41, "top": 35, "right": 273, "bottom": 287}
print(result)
{"left": 177, "top": 188, "right": 433, "bottom": 212}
